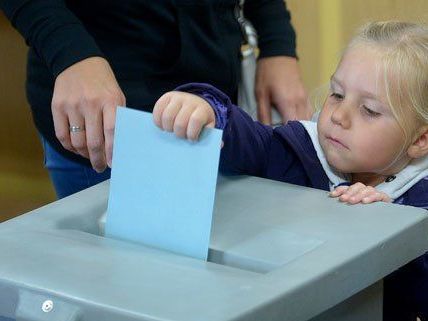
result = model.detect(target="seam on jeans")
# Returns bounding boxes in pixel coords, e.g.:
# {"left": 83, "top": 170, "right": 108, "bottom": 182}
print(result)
{"left": 41, "top": 137, "right": 48, "bottom": 167}
{"left": 83, "top": 165, "right": 92, "bottom": 188}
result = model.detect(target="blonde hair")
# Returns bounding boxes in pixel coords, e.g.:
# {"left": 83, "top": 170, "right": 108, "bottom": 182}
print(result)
{"left": 348, "top": 21, "right": 428, "bottom": 143}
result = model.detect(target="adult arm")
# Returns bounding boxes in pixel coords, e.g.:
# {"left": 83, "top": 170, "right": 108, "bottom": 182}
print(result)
{"left": 0, "top": 0, "right": 125, "bottom": 171}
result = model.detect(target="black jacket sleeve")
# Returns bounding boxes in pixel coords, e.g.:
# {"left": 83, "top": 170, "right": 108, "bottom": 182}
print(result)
{"left": 0, "top": 0, "right": 104, "bottom": 77}
{"left": 243, "top": 0, "right": 296, "bottom": 58}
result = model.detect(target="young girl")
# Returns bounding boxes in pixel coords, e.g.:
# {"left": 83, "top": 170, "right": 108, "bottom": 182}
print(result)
{"left": 153, "top": 21, "right": 428, "bottom": 320}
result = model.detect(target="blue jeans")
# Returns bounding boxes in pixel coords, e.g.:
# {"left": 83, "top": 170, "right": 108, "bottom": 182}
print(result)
{"left": 41, "top": 137, "right": 111, "bottom": 199}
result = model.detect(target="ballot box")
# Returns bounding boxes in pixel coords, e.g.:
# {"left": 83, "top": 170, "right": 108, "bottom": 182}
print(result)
{"left": 0, "top": 175, "right": 427, "bottom": 321}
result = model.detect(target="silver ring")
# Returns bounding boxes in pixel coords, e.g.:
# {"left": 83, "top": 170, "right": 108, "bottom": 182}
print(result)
{"left": 69, "top": 125, "right": 85, "bottom": 133}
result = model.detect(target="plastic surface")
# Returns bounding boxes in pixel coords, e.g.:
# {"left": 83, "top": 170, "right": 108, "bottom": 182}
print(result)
{"left": 0, "top": 176, "right": 427, "bottom": 321}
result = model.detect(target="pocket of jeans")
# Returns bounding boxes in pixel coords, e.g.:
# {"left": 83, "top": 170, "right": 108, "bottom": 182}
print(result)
{"left": 39, "top": 137, "right": 82, "bottom": 171}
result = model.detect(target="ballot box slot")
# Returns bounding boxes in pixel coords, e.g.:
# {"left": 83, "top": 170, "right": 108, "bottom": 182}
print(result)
{"left": 53, "top": 212, "right": 325, "bottom": 275}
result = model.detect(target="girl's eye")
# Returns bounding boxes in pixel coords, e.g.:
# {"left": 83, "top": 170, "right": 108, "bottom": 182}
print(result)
{"left": 363, "top": 105, "right": 381, "bottom": 117}
{"left": 330, "top": 92, "right": 344, "bottom": 100}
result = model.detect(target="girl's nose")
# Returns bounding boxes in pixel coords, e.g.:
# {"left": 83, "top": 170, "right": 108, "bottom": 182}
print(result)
{"left": 331, "top": 105, "right": 351, "bottom": 128}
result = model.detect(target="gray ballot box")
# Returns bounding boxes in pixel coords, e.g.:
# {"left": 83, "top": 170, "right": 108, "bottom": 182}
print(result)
{"left": 0, "top": 175, "right": 428, "bottom": 321}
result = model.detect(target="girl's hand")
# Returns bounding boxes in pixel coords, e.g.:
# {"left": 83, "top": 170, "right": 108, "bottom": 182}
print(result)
{"left": 330, "top": 182, "right": 391, "bottom": 204}
{"left": 153, "top": 91, "right": 216, "bottom": 141}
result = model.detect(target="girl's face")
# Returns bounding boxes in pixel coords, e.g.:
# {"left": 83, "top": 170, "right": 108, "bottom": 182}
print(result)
{"left": 317, "top": 45, "right": 411, "bottom": 181}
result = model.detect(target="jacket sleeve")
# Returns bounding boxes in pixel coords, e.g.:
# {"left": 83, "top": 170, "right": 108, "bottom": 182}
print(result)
{"left": 243, "top": 0, "right": 296, "bottom": 58}
{"left": 175, "top": 83, "right": 302, "bottom": 178}
{"left": 0, "top": 0, "right": 104, "bottom": 77}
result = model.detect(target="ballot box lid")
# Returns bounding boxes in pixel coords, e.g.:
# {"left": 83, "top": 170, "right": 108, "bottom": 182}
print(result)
{"left": 0, "top": 176, "right": 427, "bottom": 321}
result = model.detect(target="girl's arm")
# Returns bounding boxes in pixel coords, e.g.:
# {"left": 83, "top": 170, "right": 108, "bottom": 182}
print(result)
{"left": 154, "top": 83, "right": 290, "bottom": 177}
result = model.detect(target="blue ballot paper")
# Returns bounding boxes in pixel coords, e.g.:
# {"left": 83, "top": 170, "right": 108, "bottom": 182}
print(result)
{"left": 105, "top": 107, "right": 222, "bottom": 260}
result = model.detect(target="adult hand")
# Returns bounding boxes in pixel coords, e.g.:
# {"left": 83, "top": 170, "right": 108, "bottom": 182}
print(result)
{"left": 255, "top": 56, "right": 312, "bottom": 124}
{"left": 51, "top": 57, "right": 126, "bottom": 172}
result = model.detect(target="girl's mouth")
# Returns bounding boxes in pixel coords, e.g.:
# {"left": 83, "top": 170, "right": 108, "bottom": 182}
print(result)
{"left": 326, "top": 136, "right": 349, "bottom": 149}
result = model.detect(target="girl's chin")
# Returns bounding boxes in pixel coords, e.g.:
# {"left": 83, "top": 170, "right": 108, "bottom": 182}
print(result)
{"left": 325, "top": 155, "right": 351, "bottom": 173}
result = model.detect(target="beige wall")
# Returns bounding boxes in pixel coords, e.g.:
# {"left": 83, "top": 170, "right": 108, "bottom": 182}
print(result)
{"left": 0, "top": 17, "right": 40, "bottom": 158}
{"left": 287, "top": 0, "right": 428, "bottom": 93}
{"left": 0, "top": 15, "right": 55, "bottom": 221}
{"left": 1, "top": 1, "right": 428, "bottom": 220}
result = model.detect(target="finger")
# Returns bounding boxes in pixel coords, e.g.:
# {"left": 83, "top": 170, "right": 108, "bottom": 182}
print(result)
{"left": 294, "top": 94, "right": 312, "bottom": 120}
{"left": 68, "top": 113, "right": 89, "bottom": 158}
{"left": 380, "top": 193, "right": 392, "bottom": 203}
{"left": 362, "top": 192, "right": 391, "bottom": 204}
{"left": 338, "top": 183, "right": 366, "bottom": 202}
{"left": 256, "top": 91, "right": 272, "bottom": 125}
{"left": 329, "top": 186, "right": 349, "bottom": 197}
{"left": 153, "top": 92, "right": 172, "bottom": 128}
{"left": 347, "top": 186, "right": 376, "bottom": 204}
{"left": 275, "top": 90, "right": 311, "bottom": 122}
{"left": 274, "top": 98, "right": 296, "bottom": 123}
{"left": 361, "top": 193, "right": 381, "bottom": 204}
{"left": 342, "top": 183, "right": 366, "bottom": 197}
{"left": 206, "top": 116, "right": 215, "bottom": 128}
{"left": 172, "top": 104, "right": 196, "bottom": 138}
{"left": 294, "top": 102, "right": 311, "bottom": 121}
{"left": 187, "top": 107, "right": 210, "bottom": 141}
{"left": 162, "top": 99, "right": 183, "bottom": 132}
{"left": 85, "top": 108, "right": 107, "bottom": 173}
{"left": 303, "top": 99, "right": 314, "bottom": 120}
{"left": 52, "top": 104, "right": 75, "bottom": 153}
{"left": 357, "top": 186, "right": 377, "bottom": 199}
{"left": 103, "top": 105, "right": 117, "bottom": 168}
{"left": 347, "top": 191, "right": 368, "bottom": 204}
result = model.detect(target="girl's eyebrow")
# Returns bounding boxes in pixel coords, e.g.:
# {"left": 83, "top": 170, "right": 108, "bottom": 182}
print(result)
{"left": 330, "top": 75, "right": 381, "bottom": 101}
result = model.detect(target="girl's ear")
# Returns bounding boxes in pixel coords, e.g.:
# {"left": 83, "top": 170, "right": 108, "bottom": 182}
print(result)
{"left": 407, "top": 126, "right": 428, "bottom": 159}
